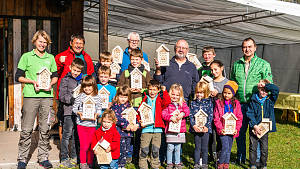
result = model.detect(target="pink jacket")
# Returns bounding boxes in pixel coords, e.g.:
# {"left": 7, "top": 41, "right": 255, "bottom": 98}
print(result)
{"left": 162, "top": 102, "right": 190, "bottom": 133}
{"left": 213, "top": 99, "right": 243, "bottom": 138}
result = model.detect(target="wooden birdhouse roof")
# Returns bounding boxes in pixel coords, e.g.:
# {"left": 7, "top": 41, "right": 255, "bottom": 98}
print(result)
{"left": 156, "top": 44, "right": 170, "bottom": 53}
{"left": 195, "top": 109, "right": 208, "bottom": 117}
{"left": 261, "top": 118, "right": 273, "bottom": 130}
{"left": 99, "top": 87, "right": 110, "bottom": 95}
{"left": 37, "top": 67, "right": 52, "bottom": 75}
{"left": 222, "top": 112, "right": 237, "bottom": 120}
{"left": 130, "top": 67, "right": 143, "bottom": 76}
{"left": 84, "top": 96, "right": 95, "bottom": 104}
{"left": 112, "top": 45, "right": 123, "bottom": 53}
{"left": 122, "top": 107, "right": 138, "bottom": 116}
{"left": 110, "top": 62, "right": 121, "bottom": 70}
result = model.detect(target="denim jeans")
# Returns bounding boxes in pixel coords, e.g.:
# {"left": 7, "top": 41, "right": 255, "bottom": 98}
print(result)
{"left": 236, "top": 103, "right": 249, "bottom": 162}
{"left": 249, "top": 131, "right": 269, "bottom": 167}
{"left": 219, "top": 135, "right": 233, "bottom": 164}
{"left": 194, "top": 132, "right": 209, "bottom": 165}
{"left": 61, "top": 115, "right": 78, "bottom": 161}
{"left": 119, "top": 137, "right": 131, "bottom": 167}
{"left": 167, "top": 143, "right": 181, "bottom": 165}
{"left": 257, "top": 142, "right": 261, "bottom": 162}
{"left": 99, "top": 159, "right": 118, "bottom": 169}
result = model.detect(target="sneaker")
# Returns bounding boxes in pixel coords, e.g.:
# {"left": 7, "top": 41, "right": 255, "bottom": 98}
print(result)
{"left": 39, "top": 160, "right": 53, "bottom": 169}
{"left": 174, "top": 164, "right": 183, "bottom": 169}
{"left": 80, "top": 163, "right": 90, "bottom": 169}
{"left": 17, "top": 161, "right": 27, "bottom": 169}
{"left": 70, "top": 157, "right": 77, "bottom": 165}
{"left": 166, "top": 164, "right": 173, "bottom": 169}
{"left": 60, "top": 159, "right": 76, "bottom": 168}
{"left": 223, "top": 163, "right": 229, "bottom": 169}
{"left": 217, "top": 163, "right": 224, "bottom": 169}
{"left": 202, "top": 164, "right": 208, "bottom": 169}
{"left": 126, "top": 157, "right": 132, "bottom": 163}
{"left": 194, "top": 164, "right": 201, "bottom": 169}
{"left": 262, "top": 167, "right": 267, "bottom": 169}
{"left": 250, "top": 165, "right": 257, "bottom": 169}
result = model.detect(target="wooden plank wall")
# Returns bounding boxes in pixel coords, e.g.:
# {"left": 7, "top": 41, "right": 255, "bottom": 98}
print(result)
{"left": 0, "top": 0, "right": 84, "bottom": 129}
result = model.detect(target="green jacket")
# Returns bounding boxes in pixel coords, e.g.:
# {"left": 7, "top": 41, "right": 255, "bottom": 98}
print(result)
{"left": 230, "top": 53, "right": 273, "bottom": 103}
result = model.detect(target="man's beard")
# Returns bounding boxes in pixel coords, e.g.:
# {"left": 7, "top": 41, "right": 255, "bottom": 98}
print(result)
{"left": 175, "top": 53, "right": 185, "bottom": 59}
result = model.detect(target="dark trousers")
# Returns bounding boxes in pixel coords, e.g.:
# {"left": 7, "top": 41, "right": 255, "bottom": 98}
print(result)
{"left": 61, "top": 115, "right": 78, "bottom": 161}
{"left": 159, "top": 132, "right": 167, "bottom": 164}
{"left": 249, "top": 131, "right": 269, "bottom": 167}
{"left": 236, "top": 103, "right": 249, "bottom": 162}
{"left": 194, "top": 132, "right": 209, "bottom": 165}
{"left": 219, "top": 135, "right": 233, "bottom": 164}
{"left": 209, "top": 124, "right": 221, "bottom": 155}
{"left": 119, "top": 137, "right": 132, "bottom": 167}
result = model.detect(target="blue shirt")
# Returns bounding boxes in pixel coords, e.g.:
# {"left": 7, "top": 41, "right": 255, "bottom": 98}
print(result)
{"left": 142, "top": 95, "right": 163, "bottom": 133}
{"left": 121, "top": 47, "right": 149, "bottom": 72}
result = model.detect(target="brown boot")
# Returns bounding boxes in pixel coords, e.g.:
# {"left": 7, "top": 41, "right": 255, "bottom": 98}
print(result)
{"left": 224, "top": 163, "right": 229, "bottom": 169}
{"left": 218, "top": 163, "right": 224, "bottom": 169}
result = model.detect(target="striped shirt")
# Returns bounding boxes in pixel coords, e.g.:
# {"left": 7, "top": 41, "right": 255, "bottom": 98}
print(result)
{"left": 73, "top": 93, "right": 102, "bottom": 127}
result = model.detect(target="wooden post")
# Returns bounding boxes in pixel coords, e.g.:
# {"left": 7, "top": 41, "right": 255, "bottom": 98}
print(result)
{"left": 99, "top": 0, "right": 108, "bottom": 53}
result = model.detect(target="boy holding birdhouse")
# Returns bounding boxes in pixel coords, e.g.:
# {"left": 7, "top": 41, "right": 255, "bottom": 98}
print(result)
{"left": 246, "top": 80, "right": 279, "bottom": 169}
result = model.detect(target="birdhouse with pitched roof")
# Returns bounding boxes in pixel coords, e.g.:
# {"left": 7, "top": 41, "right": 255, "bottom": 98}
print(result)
{"left": 73, "top": 84, "right": 81, "bottom": 98}
{"left": 122, "top": 107, "right": 138, "bottom": 125}
{"left": 156, "top": 44, "right": 170, "bottom": 66}
{"left": 110, "top": 62, "right": 121, "bottom": 75}
{"left": 222, "top": 113, "right": 237, "bottom": 135}
{"left": 138, "top": 102, "right": 154, "bottom": 126}
{"left": 195, "top": 108, "right": 208, "bottom": 132}
{"left": 37, "top": 67, "right": 52, "bottom": 90}
{"left": 98, "top": 87, "right": 110, "bottom": 109}
{"left": 93, "top": 139, "right": 112, "bottom": 164}
{"left": 254, "top": 118, "right": 272, "bottom": 139}
{"left": 187, "top": 53, "right": 202, "bottom": 69}
{"left": 200, "top": 75, "right": 215, "bottom": 92}
{"left": 168, "top": 109, "right": 182, "bottom": 133}
{"left": 142, "top": 60, "right": 150, "bottom": 71}
{"left": 130, "top": 68, "right": 143, "bottom": 89}
{"left": 112, "top": 46, "right": 123, "bottom": 64}
{"left": 82, "top": 96, "right": 96, "bottom": 120}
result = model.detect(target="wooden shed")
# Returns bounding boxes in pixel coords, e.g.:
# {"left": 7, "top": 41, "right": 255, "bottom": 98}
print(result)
{"left": 0, "top": 0, "right": 84, "bottom": 130}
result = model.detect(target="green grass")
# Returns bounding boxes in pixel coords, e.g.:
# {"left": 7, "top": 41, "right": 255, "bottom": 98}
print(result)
{"left": 57, "top": 110, "right": 300, "bottom": 169}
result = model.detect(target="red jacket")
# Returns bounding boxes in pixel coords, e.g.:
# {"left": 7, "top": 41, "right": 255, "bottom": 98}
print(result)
{"left": 139, "top": 90, "right": 171, "bottom": 128}
{"left": 55, "top": 47, "right": 94, "bottom": 99}
{"left": 91, "top": 124, "right": 121, "bottom": 160}
{"left": 213, "top": 99, "right": 243, "bottom": 138}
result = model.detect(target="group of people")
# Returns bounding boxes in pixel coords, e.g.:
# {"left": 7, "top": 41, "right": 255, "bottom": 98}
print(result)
{"left": 15, "top": 30, "right": 279, "bottom": 169}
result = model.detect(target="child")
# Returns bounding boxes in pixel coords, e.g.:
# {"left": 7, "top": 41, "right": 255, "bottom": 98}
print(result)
{"left": 117, "top": 48, "right": 151, "bottom": 108}
{"left": 198, "top": 46, "right": 216, "bottom": 79}
{"left": 210, "top": 60, "right": 229, "bottom": 163}
{"left": 246, "top": 80, "right": 279, "bottom": 169}
{"left": 214, "top": 81, "right": 243, "bottom": 169}
{"left": 162, "top": 83, "right": 190, "bottom": 169}
{"left": 189, "top": 82, "right": 214, "bottom": 169}
{"left": 210, "top": 60, "right": 229, "bottom": 97}
{"left": 59, "top": 58, "right": 84, "bottom": 168}
{"left": 97, "top": 65, "right": 117, "bottom": 109}
{"left": 94, "top": 51, "right": 120, "bottom": 86}
{"left": 72, "top": 75, "right": 102, "bottom": 169}
{"left": 110, "top": 85, "right": 139, "bottom": 169}
{"left": 91, "top": 109, "right": 121, "bottom": 169}
{"left": 138, "top": 80, "right": 171, "bottom": 169}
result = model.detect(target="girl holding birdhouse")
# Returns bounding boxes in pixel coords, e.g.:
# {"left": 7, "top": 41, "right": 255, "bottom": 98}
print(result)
{"left": 189, "top": 82, "right": 214, "bottom": 169}
{"left": 72, "top": 75, "right": 102, "bottom": 169}
{"left": 162, "top": 83, "right": 190, "bottom": 169}
{"left": 110, "top": 85, "right": 140, "bottom": 168}
{"left": 214, "top": 81, "right": 243, "bottom": 169}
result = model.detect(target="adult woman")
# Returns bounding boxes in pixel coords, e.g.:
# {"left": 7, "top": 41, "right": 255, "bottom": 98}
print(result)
{"left": 15, "top": 30, "right": 58, "bottom": 169}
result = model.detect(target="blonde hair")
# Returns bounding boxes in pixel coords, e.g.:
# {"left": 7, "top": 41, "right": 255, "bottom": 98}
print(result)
{"left": 32, "top": 30, "right": 51, "bottom": 46}
{"left": 169, "top": 83, "right": 185, "bottom": 106}
{"left": 80, "top": 75, "right": 98, "bottom": 96}
{"left": 194, "top": 82, "right": 210, "bottom": 100}
{"left": 98, "top": 65, "right": 111, "bottom": 76}
{"left": 99, "top": 51, "right": 112, "bottom": 62}
{"left": 113, "top": 85, "right": 132, "bottom": 105}
{"left": 100, "top": 109, "right": 117, "bottom": 124}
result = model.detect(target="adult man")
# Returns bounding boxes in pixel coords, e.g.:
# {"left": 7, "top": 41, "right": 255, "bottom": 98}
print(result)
{"left": 230, "top": 37, "right": 273, "bottom": 164}
{"left": 154, "top": 39, "right": 199, "bottom": 101}
{"left": 55, "top": 34, "right": 94, "bottom": 140}
{"left": 121, "top": 32, "right": 149, "bottom": 72}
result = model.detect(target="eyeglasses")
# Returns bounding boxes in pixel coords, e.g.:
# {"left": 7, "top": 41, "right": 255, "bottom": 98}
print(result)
{"left": 129, "top": 40, "right": 139, "bottom": 43}
{"left": 176, "top": 46, "right": 188, "bottom": 50}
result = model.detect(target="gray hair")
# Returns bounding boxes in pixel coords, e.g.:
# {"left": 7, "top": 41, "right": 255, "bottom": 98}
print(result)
{"left": 127, "top": 32, "right": 140, "bottom": 40}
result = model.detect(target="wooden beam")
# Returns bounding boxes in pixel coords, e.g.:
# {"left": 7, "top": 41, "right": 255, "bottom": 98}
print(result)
{"left": 99, "top": 0, "right": 108, "bottom": 53}
{"left": 7, "top": 18, "right": 14, "bottom": 129}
